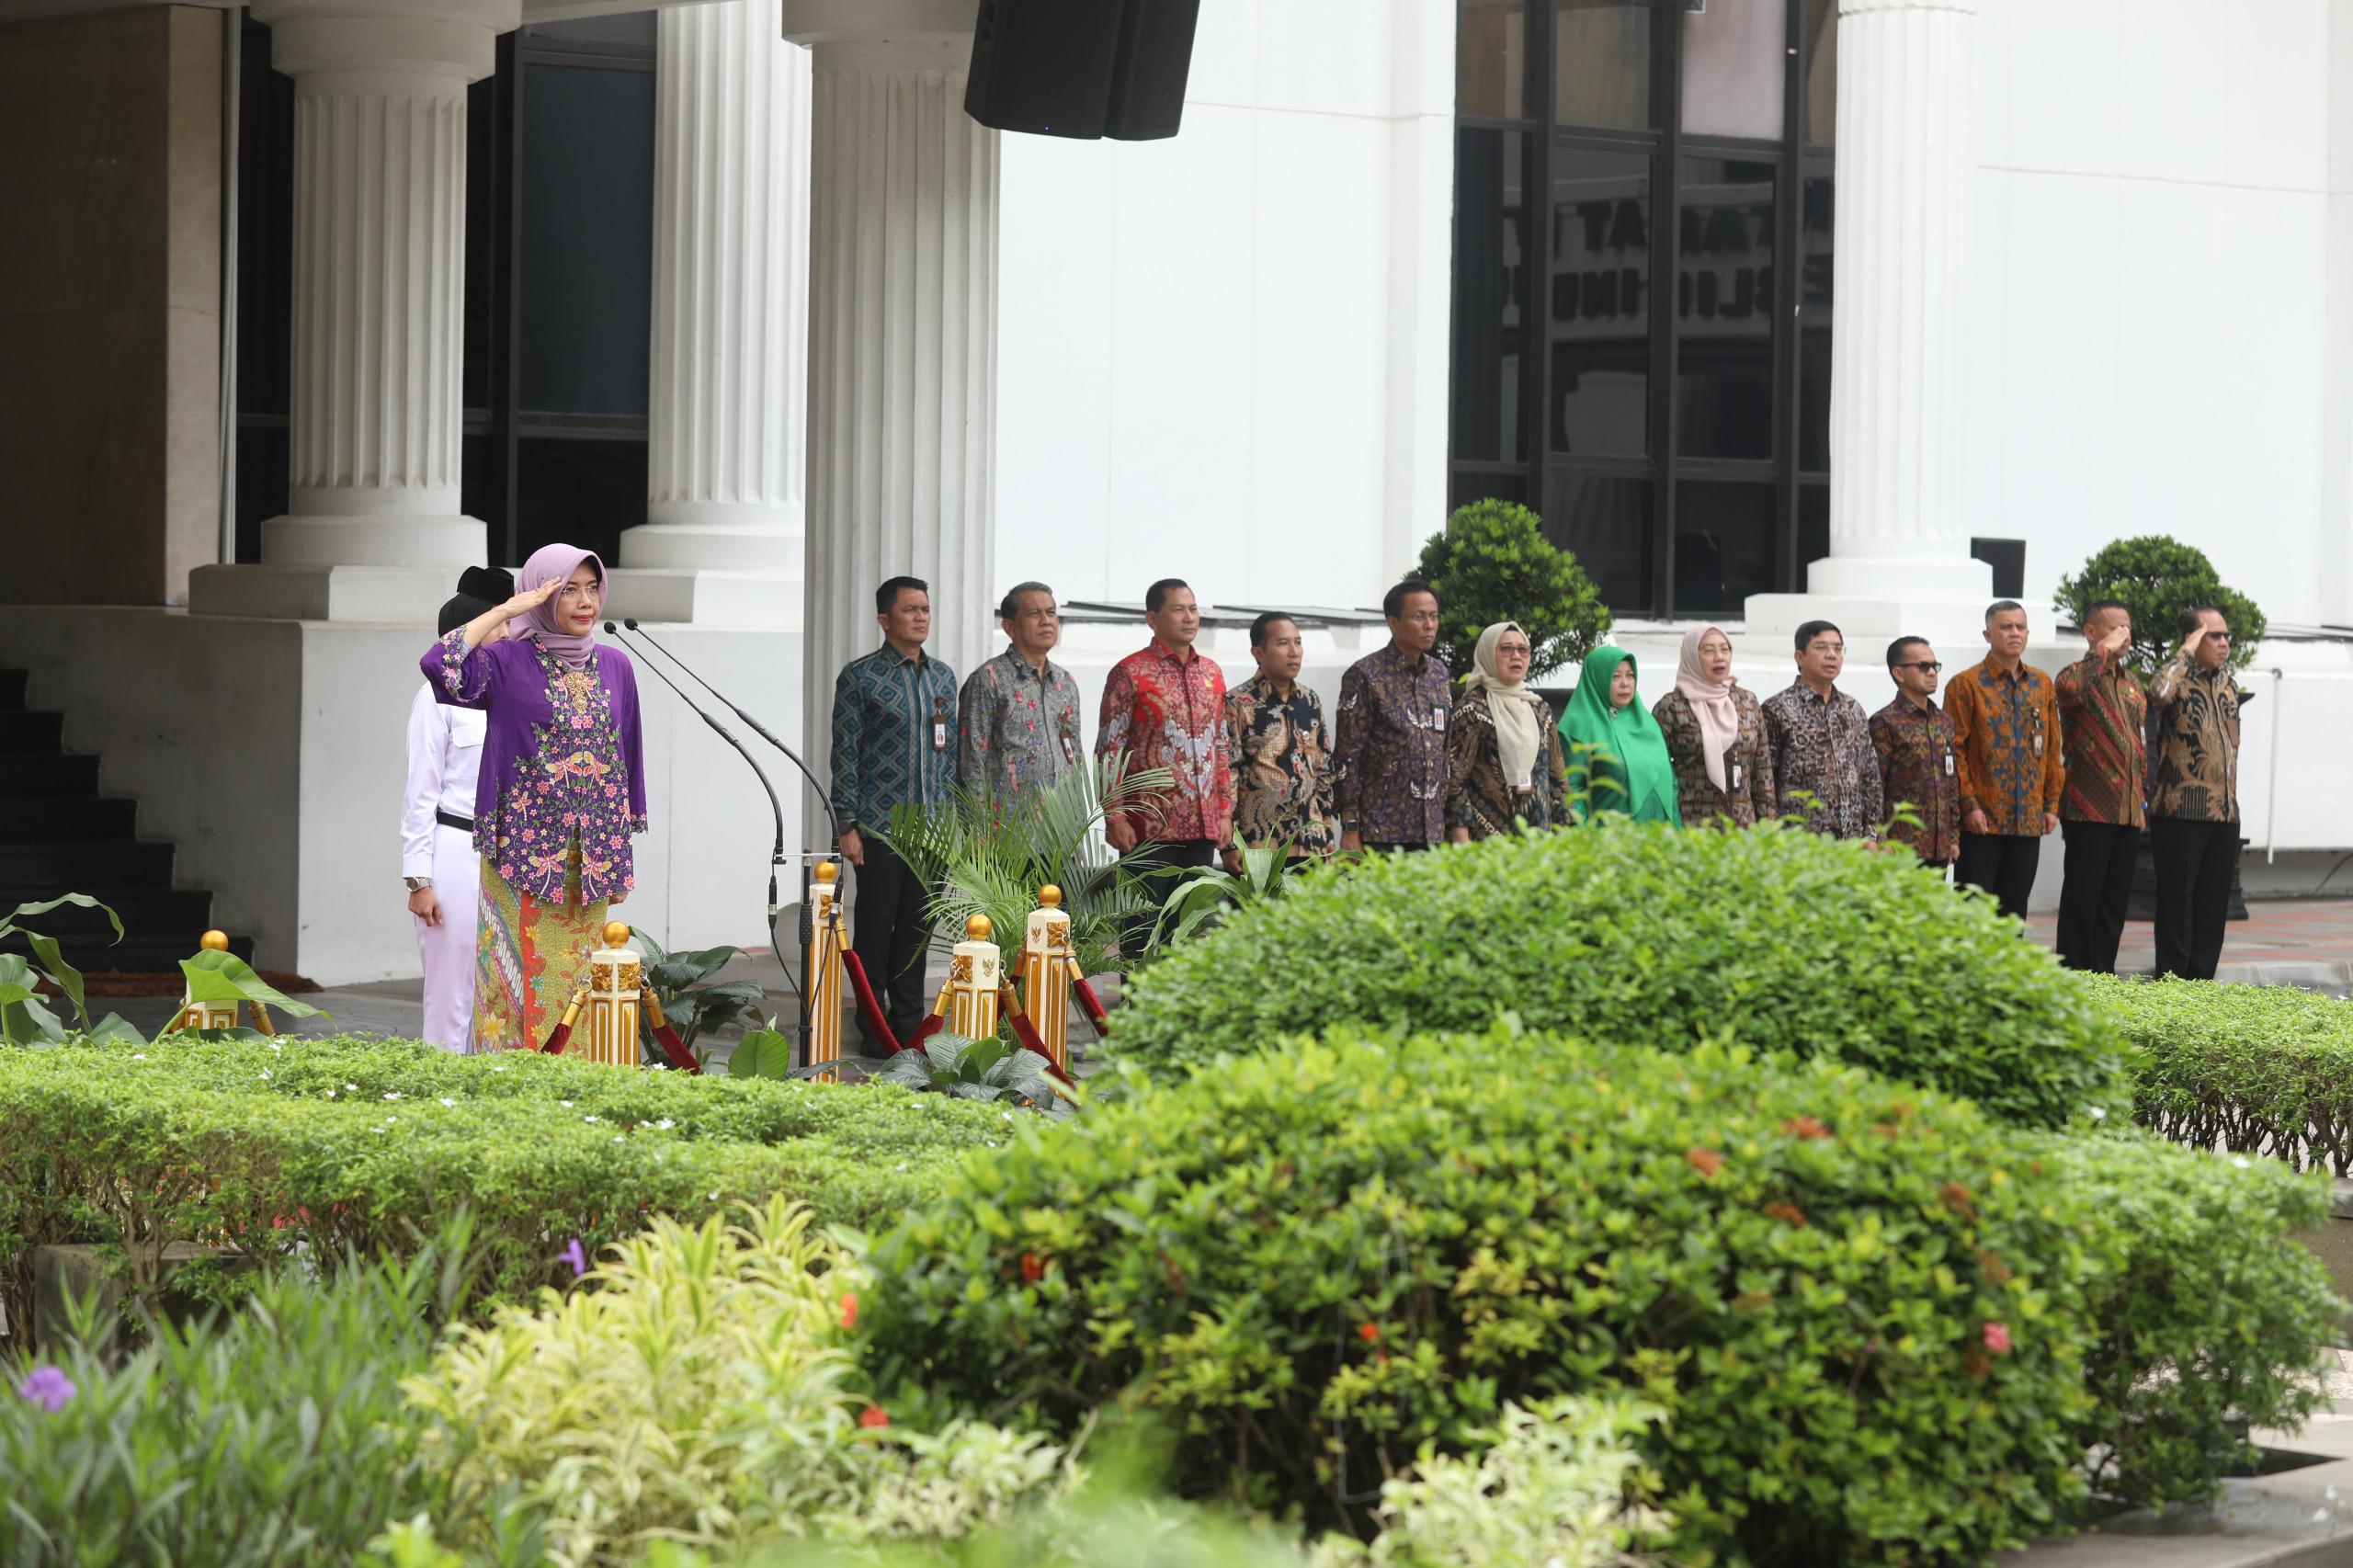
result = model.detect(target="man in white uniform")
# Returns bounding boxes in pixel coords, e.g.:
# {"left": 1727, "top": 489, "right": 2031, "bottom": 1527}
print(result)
{"left": 401, "top": 566, "right": 510, "bottom": 1051}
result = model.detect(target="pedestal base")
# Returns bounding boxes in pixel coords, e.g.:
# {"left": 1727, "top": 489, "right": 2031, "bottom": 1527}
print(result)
{"left": 188, "top": 562, "right": 458, "bottom": 621}
{"left": 603, "top": 568, "right": 803, "bottom": 628}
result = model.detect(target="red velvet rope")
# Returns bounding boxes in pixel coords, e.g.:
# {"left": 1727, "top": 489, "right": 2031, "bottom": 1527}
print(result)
{"left": 539, "top": 1022, "right": 572, "bottom": 1055}
{"left": 649, "top": 1017, "right": 700, "bottom": 1074}
{"left": 1003, "top": 1006, "right": 1076, "bottom": 1086}
{"left": 836, "top": 949, "right": 902, "bottom": 1055}
{"left": 1073, "top": 976, "right": 1110, "bottom": 1036}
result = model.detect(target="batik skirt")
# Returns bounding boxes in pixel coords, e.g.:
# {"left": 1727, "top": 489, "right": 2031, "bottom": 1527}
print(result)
{"left": 472, "top": 841, "right": 608, "bottom": 1054}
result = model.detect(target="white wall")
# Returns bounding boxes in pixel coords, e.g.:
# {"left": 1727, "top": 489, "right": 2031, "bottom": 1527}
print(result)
{"left": 1966, "top": 0, "right": 2337, "bottom": 625}
{"left": 992, "top": 0, "right": 1454, "bottom": 615}
{"left": 2323, "top": 0, "right": 2353, "bottom": 621}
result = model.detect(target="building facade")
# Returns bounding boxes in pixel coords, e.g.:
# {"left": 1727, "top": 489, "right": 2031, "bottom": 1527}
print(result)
{"left": 1, "top": 0, "right": 2350, "bottom": 982}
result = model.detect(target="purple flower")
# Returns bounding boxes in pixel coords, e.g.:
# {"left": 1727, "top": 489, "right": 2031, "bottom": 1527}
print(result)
{"left": 17, "top": 1366, "right": 74, "bottom": 1413}
{"left": 560, "top": 1237, "right": 588, "bottom": 1278}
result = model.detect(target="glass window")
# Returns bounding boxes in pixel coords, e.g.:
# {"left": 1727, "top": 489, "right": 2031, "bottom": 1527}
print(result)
{"left": 1797, "top": 483, "right": 1829, "bottom": 585}
{"left": 1676, "top": 155, "right": 1776, "bottom": 461}
{"left": 1673, "top": 481, "right": 1777, "bottom": 614}
{"left": 518, "top": 62, "right": 656, "bottom": 417}
{"left": 514, "top": 437, "right": 646, "bottom": 567}
{"left": 1798, "top": 161, "right": 1833, "bottom": 472}
{"left": 463, "top": 75, "right": 498, "bottom": 415}
{"left": 1802, "top": 0, "right": 1836, "bottom": 145}
{"left": 1450, "top": 470, "right": 1532, "bottom": 512}
{"left": 1553, "top": 1, "right": 1652, "bottom": 131}
{"left": 1544, "top": 471, "right": 1654, "bottom": 612}
{"left": 1452, "top": 129, "right": 1533, "bottom": 465}
{"left": 521, "top": 12, "right": 657, "bottom": 51}
{"left": 1459, "top": 0, "right": 1529, "bottom": 119}
{"left": 1681, "top": 0, "right": 1787, "bottom": 141}
{"left": 1549, "top": 146, "right": 1651, "bottom": 457}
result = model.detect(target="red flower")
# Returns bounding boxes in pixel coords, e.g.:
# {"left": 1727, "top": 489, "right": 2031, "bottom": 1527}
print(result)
{"left": 1938, "top": 1182, "right": 1976, "bottom": 1218}
{"left": 1686, "top": 1147, "right": 1725, "bottom": 1178}
{"left": 1762, "top": 1200, "right": 1808, "bottom": 1228}
{"left": 1019, "top": 1252, "right": 1045, "bottom": 1283}
{"left": 858, "top": 1403, "right": 890, "bottom": 1428}
{"left": 1357, "top": 1322, "right": 1381, "bottom": 1343}
{"left": 1982, "top": 1321, "right": 2012, "bottom": 1356}
{"left": 1780, "top": 1115, "right": 1831, "bottom": 1140}
{"left": 837, "top": 1290, "right": 858, "bottom": 1330}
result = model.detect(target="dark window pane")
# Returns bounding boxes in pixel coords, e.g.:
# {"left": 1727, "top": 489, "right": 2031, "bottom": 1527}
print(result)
{"left": 1682, "top": 0, "right": 1786, "bottom": 140}
{"left": 461, "top": 430, "right": 505, "bottom": 541}
{"left": 1543, "top": 470, "right": 1654, "bottom": 615}
{"left": 518, "top": 62, "right": 655, "bottom": 416}
{"left": 1553, "top": 1, "right": 1652, "bottom": 131}
{"left": 1676, "top": 155, "right": 1777, "bottom": 461}
{"left": 1803, "top": 0, "right": 1837, "bottom": 145}
{"left": 1451, "top": 129, "right": 1533, "bottom": 465}
{"left": 1458, "top": 0, "right": 1528, "bottom": 119}
{"left": 1549, "top": 146, "right": 1651, "bottom": 457}
{"left": 234, "top": 17, "right": 293, "bottom": 420}
{"left": 1673, "top": 480, "right": 1777, "bottom": 614}
{"left": 233, "top": 421, "right": 288, "bottom": 563}
{"left": 1797, "top": 483, "right": 1828, "bottom": 588}
{"left": 514, "top": 437, "right": 646, "bottom": 568}
{"left": 522, "top": 12, "right": 657, "bottom": 51}
{"left": 1450, "top": 470, "right": 1532, "bottom": 512}
{"left": 1798, "top": 161, "right": 1833, "bottom": 472}
{"left": 464, "top": 74, "right": 498, "bottom": 415}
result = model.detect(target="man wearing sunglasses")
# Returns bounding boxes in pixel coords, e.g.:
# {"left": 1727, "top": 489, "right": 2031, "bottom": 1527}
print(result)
{"left": 1869, "top": 639, "right": 1960, "bottom": 875}
{"left": 2052, "top": 600, "right": 2148, "bottom": 972}
{"left": 2147, "top": 607, "right": 2244, "bottom": 980}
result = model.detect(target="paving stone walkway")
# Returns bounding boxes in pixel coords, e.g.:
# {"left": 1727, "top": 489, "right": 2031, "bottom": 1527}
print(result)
{"left": 2027, "top": 900, "right": 2353, "bottom": 995}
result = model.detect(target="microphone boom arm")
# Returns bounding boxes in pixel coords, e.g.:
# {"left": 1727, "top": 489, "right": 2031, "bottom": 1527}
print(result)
{"left": 621, "top": 617, "right": 843, "bottom": 841}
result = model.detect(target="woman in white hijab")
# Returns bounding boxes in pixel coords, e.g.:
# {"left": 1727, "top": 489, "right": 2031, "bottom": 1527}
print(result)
{"left": 1445, "top": 621, "right": 1569, "bottom": 842}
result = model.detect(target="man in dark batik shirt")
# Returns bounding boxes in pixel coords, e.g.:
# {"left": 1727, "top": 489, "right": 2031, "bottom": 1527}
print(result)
{"left": 1870, "top": 636, "right": 1961, "bottom": 872}
{"left": 1761, "top": 619, "right": 1883, "bottom": 841}
{"left": 1224, "top": 611, "right": 1335, "bottom": 868}
{"left": 1334, "top": 580, "right": 1450, "bottom": 852}
{"left": 2147, "top": 606, "right": 2244, "bottom": 981}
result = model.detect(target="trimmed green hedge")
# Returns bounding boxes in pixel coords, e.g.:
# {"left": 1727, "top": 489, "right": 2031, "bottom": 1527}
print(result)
{"left": 1115, "top": 825, "right": 2126, "bottom": 1130}
{"left": 0, "top": 1036, "right": 1008, "bottom": 1328}
{"left": 862, "top": 1025, "right": 2338, "bottom": 1564}
{"left": 2091, "top": 975, "right": 2353, "bottom": 1172}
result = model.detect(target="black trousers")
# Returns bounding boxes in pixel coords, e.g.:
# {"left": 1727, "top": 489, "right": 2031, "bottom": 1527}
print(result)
{"left": 851, "top": 836, "right": 934, "bottom": 1048}
{"left": 1958, "top": 832, "right": 2041, "bottom": 922}
{"left": 1119, "top": 837, "right": 1219, "bottom": 960}
{"left": 2150, "top": 817, "right": 2239, "bottom": 981}
{"left": 2056, "top": 820, "right": 2140, "bottom": 974}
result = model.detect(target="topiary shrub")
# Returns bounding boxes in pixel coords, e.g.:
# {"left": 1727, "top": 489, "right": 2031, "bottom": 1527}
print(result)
{"left": 861, "top": 1026, "right": 2336, "bottom": 1562}
{"left": 2086, "top": 974, "right": 2353, "bottom": 1173}
{"left": 1112, "top": 824, "right": 2126, "bottom": 1129}
{"left": 0, "top": 1036, "right": 1009, "bottom": 1328}
{"left": 2052, "top": 535, "right": 2268, "bottom": 680}
{"left": 1413, "top": 499, "right": 1611, "bottom": 681}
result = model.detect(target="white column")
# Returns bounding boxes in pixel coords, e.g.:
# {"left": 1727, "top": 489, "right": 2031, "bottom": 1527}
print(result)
{"left": 190, "top": 0, "right": 517, "bottom": 619}
{"left": 613, "top": 0, "right": 812, "bottom": 624}
{"left": 786, "top": 2, "right": 998, "bottom": 795}
{"left": 1744, "top": 0, "right": 1992, "bottom": 647}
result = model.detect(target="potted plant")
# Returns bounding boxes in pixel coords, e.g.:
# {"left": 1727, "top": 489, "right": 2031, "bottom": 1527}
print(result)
{"left": 1413, "top": 498, "right": 1612, "bottom": 684}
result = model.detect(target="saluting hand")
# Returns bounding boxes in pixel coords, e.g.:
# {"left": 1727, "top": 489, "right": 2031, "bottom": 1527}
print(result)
{"left": 499, "top": 580, "right": 562, "bottom": 622}
{"left": 2099, "top": 624, "right": 2130, "bottom": 658}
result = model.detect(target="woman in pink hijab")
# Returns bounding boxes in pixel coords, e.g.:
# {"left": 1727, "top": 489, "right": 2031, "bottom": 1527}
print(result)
{"left": 1650, "top": 623, "right": 1776, "bottom": 827}
{"left": 420, "top": 543, "right": 648, "bottom": 1052}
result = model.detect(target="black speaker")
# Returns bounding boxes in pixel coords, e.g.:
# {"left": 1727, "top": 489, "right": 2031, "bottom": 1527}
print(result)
{"left": 1104, "top": 0, "right": 1200, "bottom": 141}
{"left": 964, "top": 0, "right": 1125, "bottom": 140}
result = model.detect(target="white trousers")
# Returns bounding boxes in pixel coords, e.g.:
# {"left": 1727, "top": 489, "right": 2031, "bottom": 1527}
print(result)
{"left": 413, "top": 823, "right": 479, "bottom": 1052}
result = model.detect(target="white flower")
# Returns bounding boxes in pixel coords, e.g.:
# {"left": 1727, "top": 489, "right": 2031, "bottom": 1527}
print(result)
{"left": 268, "top": 1042, "right": 282, "bottom": 1053}
{"left": 584, "top": 1115, "right": 599, "bottom": 1124}
{"left": 382, "top": 1092, "right": 402, "bottom": 1101}
{"left": 384, "top": 1116, "right": 397, "bottom": 1123}
{"left": 2086, "top": 1106, "right": 2107, "bottom": 1120}
{"left": 438, "top": 1097, "right": 457, "bottom": 1108}
{"left": 2233, "top": 1155, "right": 2253, "bottom": 1169}
{"left": 131, "top": 1053, "right": 146, "bottom": 1061}
{"left": 560, "top": 1100, "right": 574, "bottom": 1108}
{"left": 614, "top": 1135, "right": 624, "bottom": 1142}
{"left": 345, "top": 1084, "right": 359, "bottom": 1092}
{"left": 490, "top": 1063, "right": 506, "bottom": 1073}
{"left": 257, "top": 1070, "right": 272, "bottom": 1080}
{"left": 654, "top": 1118, "right": 675, "bottom": 1131}
{"left": 325, "top": 1089, "right": 336, "bottom": 1097}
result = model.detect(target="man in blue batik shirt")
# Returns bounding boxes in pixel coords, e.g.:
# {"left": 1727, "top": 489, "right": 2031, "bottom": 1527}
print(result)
{"left": 830, "top": 575, "right": 959, "bottom": 1046}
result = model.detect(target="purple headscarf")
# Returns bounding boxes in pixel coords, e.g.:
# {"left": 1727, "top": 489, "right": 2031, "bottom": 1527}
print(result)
{"left": 517, "top": 543, "right": 603, "bottom": 671}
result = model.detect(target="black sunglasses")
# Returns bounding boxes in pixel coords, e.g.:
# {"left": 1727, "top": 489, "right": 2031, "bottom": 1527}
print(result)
{"left": 1897, "top": 661, "right": 1943, "bottom": 673}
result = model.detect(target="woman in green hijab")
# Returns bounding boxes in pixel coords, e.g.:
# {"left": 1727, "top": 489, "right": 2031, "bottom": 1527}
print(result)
{"left": 1559, "top": 645, "right": 1681, "bottom": 824}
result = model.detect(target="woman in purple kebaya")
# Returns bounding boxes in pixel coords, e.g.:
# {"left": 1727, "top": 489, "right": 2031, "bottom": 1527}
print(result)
{"left": 422, "top": 544, "right": 647, "bottom": 1053}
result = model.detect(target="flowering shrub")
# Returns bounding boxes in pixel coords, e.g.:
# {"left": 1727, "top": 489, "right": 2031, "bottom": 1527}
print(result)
{"left": 1111, "top": 826, "right": 2128, "bottom": 1130}
{"left": 0, "top": 1035, "right": 1007, "bottom": 1328}
{"left": 861, "top": 1024, "right": 2336, "bottom": 1563}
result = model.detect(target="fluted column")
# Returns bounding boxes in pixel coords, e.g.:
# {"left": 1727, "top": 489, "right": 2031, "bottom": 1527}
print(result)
{"left": 624, "top": 0, "right": 811, "bottom": 585}
{"left": 786, "top": 2, "right": 997, "bottom": 781}
{"left": 1745, "top": 0, "right": 1990, "bottom": 647}
{"left": 191, "top": 0, "right": 516, "bottom": 618}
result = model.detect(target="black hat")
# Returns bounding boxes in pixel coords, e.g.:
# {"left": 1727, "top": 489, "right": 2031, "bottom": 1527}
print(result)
{"left": 458, "top": 565, "right": 514, "bottom": 602}
{"left": 437, "top": 566, "right": 516, "bottom": 636}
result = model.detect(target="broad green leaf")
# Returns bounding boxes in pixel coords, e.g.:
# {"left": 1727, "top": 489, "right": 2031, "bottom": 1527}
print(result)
{"left": 3, "top": 892, "right": 124, "bottom": 945}
{"left": 728, "top": 1028, "right": 796, "bottom": 1080}
{"left": 176, "top": 949, "right": 324, "bottom": 1018}
{"left": 85, "top": 1013, "right": 146, "bottom": 1045}
{"left": 22, "top": 931, "right": 91, "bottom": 1028}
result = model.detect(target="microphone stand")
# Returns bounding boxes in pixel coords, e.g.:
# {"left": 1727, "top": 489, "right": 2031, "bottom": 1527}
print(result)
{"left": 614, "top": 619, "right": 837, "bottom": 1066}
{"left": 605, "top": 623, "right": 790, "bottom": 1053}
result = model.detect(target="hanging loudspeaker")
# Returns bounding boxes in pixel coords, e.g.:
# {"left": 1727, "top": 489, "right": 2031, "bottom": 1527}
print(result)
{"left": 963, "top": 0, "right": 1124, "bottom": 140}
{"left": 1104, "top": 0, "right": 1201, "bottom": 142}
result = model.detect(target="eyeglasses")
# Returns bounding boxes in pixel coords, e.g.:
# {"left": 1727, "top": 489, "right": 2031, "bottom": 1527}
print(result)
{"left": 1899, "top": 661, "right": 1943, "bottom": 673}
{"left": 2205, "top": 631, "right": 2234, "bottom": 642}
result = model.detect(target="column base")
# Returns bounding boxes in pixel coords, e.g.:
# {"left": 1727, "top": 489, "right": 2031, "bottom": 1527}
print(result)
{"left": 623, "top": 512, "right": 802, "bottom": 573}
{"left": 1745, "top": 551, "right": 1995, "bottom": 648}
{"left": 188, "top": 562, "right": 460, "bottom": 621}
{"left": 261, "top": 512, "right": 486, "bottom": 567}
{"left": 604, "top": 567, "right": 804, "bottom": 628}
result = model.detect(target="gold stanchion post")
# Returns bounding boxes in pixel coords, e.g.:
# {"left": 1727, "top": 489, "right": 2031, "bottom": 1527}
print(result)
{"left": 806, "top": 859, "right": 843, "bottom": 1076}
{"left": 945, "top": 914, "right": 1001, "bottom": 1041}
{"left": 1020, "top": 886, "right": 1074, "bottom": 1074}
{"left": 580, "top": 921, "right": 644, "bottom": 1066}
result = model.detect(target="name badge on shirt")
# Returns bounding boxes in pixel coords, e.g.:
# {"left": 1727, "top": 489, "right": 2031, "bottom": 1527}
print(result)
{"left": 2031, "top": 732, "right": 2043, "bottom": 756}
{"left": 1729, "top": 762, "right": 1744, "bottom": 791}
{"left": 933, "top": 722, "right": 949, "bottom": 751}
{"left": 1943, "top": 752, "right": 1956, "bottom": 778}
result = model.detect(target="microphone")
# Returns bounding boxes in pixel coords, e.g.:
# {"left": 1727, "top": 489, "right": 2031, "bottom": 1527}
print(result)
{"left": 620, "top": 617, "right": 842, "bottom": 839}
{"left": 605, "top": 620, "right": 789, "bottom": 928}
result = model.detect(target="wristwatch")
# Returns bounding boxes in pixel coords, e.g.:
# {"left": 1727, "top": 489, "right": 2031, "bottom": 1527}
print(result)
{"left": 404, "top": 876, "right": 434, "bottom": 892}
